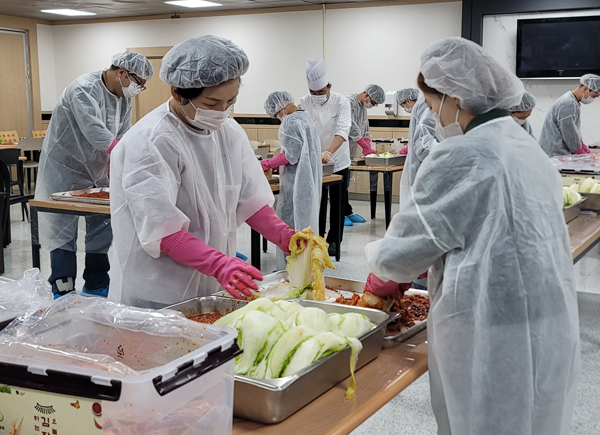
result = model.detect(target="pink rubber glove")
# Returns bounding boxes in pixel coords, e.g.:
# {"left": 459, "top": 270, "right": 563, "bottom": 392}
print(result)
{"left": 261, "top": 152, "right": 290, "bottom": 171}
{"left": 399, "top": 146, "right": 408, "bottom": 155}
{"left": 107, "top": 139, "right": 118, "bottom": 154}
{"left": 161, "top": 229, "right": 262, "bottom": 298}
{"left": 574, "top": 142, "right": 592, "bottom": 155}
{"left": 357, "top": 137, "right": 376, "bottom": 156}
{"left": 364, "top": 273, "right": 411, "bottom": 298}
{"left": 246, "top": 205, "right": 296, "bottom": 254}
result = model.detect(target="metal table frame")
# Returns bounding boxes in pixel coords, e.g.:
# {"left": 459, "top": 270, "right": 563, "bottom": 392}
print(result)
{"left": 30, "top": 201, "right": 110, "bottom": 270}
{"left": 350, "top": 165, "right": 403, "bottom": 229}
{"left": 250, "top": 176, "right": 343, "bottom": 270}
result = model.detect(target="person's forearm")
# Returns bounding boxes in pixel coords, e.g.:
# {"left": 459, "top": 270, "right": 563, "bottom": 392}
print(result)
{"left": 326, "top": 135, "right": 346, "bottom": 155}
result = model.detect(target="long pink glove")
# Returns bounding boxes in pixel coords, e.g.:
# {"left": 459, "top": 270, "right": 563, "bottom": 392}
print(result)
{"left": 399, "top": 146, "right": 408, "bottom": 155}
{"left": 357, "top": 137, "right": 376, "bottom": 156}
{"left": 261, "top": 152, "right": 290, "bottom": 171}
{"left": 107, "top": 139, "right": 118, "bottom": 154}
{"left": 574, "top": 142, "right": 592, "bottom": 155}
{"left": 161, "top": 229, "right": 262, "bottom": 299}
{"left": 364, "top": 273, "right": 411, "bottom": 298}
{"left": 246, "top": 205, "right": 296, "bottom": 254}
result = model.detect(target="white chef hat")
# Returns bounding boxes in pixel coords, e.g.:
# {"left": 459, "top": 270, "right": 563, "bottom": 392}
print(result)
{"left": 306, "top": 58, "right": 329, "bottom": 91}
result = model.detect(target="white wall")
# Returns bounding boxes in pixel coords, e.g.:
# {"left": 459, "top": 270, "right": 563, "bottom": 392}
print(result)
{"left": 326, "top": 2, "right": 462, "bottom": 116}
{"left": 37, "top": 24, "right": 57, "bottom": 111}
{"left": 37, "top": 2, "right": 462, "bottom": 114}
{"left": 483, "top": 10, "right": 600, "bottom": 144}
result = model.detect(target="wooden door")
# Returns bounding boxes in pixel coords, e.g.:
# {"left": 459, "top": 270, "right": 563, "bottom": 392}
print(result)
{"left": 0, "top": 30, "right": 31, "bottom": 137}
{"left": 129, "top": 47, "right": 173, "bottom": 124}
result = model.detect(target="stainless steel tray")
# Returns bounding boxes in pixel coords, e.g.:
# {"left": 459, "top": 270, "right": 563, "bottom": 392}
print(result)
{"left": 163, "top": 293, "right": 397, "bottom": 424}
{"left": 322, "top": 163, "right": 335, "bottom": 175}
{"left": 580, "top": 192, "right": 600, "bottom": 211}
{"left": 382, "top": 289, "right": 428, "bottom": 348}
{"left": 51, "top": 187, "right": 110, "bottom": 205}
{"left": 215, "top": 272, "right": 429, "bottom": 349}
{"left": 160, "top": 295, "right": 248, "bottom": 319}
{"left": 364, "top": 155, "right": 406, "bottom": 166}
{"left": 564, "top": 197, "right": 587, "bottom": 223}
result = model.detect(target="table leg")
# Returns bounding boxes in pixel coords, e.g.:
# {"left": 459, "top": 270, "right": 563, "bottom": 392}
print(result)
{"left": 262, "top": 236, "right": 268, "bottom": 253}
{"left": 251, "top": 229, "right": 261, "bottom": 270}
{"left": 384, "top": 172, "right": 392, "bottom": 229}
{"left": 31, "top": 206, "right": 41, "bottom": 269}
{"left": 333, "top": 181, "right": 342, "bottom": 262}
{"left": 370, "top": 171, "right": 377, "bottom": 219}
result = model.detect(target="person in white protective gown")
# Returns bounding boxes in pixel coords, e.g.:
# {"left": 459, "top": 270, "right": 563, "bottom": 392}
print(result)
{"left": 299, "top": 58, "right": 351, "bottom": 256}
{"left": 539, "top": 74, "right": 600, "bottom": 156}
{"left": 347, "top": 84, "right": 385, "bottom": 226}
{"left": 261, "top": 91, "right": 322, "bottom": 270}
{"left": 109, "top": 36, "right": 297, "bottom": 309}
{"left": 34, "top": 51, "right": 153, "bottom": 299}
{"left": 364, "top": 37, "right": 580, "bottom": 435}
{"left": 396, "top": 88, "right": 438, "bottom": 211}
{"left": 508, "top": 90, "right": 536, "bottom": 139}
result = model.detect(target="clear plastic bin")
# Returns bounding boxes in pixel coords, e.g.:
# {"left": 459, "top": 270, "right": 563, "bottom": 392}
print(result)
{"left": 0, "top": 295, "right": 239, "bottom": 434}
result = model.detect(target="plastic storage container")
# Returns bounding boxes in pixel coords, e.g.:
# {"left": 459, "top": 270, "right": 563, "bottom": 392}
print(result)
{"left": 0, "top": 295, "right": 239, "bottom": 435}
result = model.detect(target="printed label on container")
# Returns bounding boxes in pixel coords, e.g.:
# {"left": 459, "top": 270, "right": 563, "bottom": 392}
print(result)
{"left": 0, "top": 384, "right": 103, "bottom": 434}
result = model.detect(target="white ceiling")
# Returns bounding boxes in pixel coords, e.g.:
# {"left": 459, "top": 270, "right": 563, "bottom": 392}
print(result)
{"left": 0, "top": 0, "right": 378, "bottom": 21}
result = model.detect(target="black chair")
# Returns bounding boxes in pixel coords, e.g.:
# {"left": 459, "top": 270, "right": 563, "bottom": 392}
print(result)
{"left": 0, "top": 148, "right": 30, "bottom": 221}
{"left": 0, "top": 160, "right": 33, "bottom": 247}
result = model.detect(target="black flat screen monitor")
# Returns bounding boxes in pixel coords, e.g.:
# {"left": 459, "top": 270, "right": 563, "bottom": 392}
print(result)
{"left": 516, "top": 16, "right": 600, "bottom": 78}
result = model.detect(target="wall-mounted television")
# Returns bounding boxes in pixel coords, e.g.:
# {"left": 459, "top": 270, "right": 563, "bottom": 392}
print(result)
{"left": 516, "top": 16, "right": 600, "bottom": 79}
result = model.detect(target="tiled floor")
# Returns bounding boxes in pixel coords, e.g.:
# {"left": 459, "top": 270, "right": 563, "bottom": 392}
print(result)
{"left": 3, "top": 200, "right": 600, "bottom": 434}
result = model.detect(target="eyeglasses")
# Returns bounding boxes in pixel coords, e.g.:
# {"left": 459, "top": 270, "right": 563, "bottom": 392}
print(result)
{"left": 129, "top": 73, "right": 147, "bottom": 91}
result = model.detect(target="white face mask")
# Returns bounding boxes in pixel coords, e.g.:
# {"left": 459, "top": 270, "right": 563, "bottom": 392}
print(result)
{"left": 363, "top": 97, "right": 374, "bottom": 109}
{"left": 434, "top": 94, "right": 463, "bottom": 140}
{"left": 181, "top": 100, "right": 232, "bottom": 131}
{"left": 581, "top": 89, "right": 595, "bottom": 105}
{"left": 512, "top": 115, "right": 527, "bottom": 126}
{"left": 404, "top": 105, "right": 413, "bottom": 114}
{"left": 119, "top": 74, "right": 142, "bottom": 98}
{"left": 311, "top": 93, "right": 329, "bottom": 105}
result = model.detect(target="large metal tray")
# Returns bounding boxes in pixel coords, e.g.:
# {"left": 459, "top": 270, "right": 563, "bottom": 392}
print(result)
{"left": 215, "top": 272, "right": 429, "bottom": 348}
{"left": 51, "top": 187, "right": 110, "bottom": 205}
{"left": 364, "top": 155, "right": 406, "bottom": 167}
{"left": 564, "top": 197, "right": 587, "bottom": 223}
{"left": 580, "top": 192, "right": 600, "bottom": 211}
{"left": 163, "top": 294, "right": 397, "bottom": 424}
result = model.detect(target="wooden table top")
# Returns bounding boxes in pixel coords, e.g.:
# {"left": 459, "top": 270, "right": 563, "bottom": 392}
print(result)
{"left": 569, "top": 214, "right": 600, "bottom": 260}
{"left": 232, "top": 330, "right": 428, "bottom": 435}
{"left": 349, "top": 164, "right": 404, "bottom": 172}
{"left": 270, "top": 174, "right": 343, "bottom": 192}
{"left": 29, "top": 199, "right": 110, "bottom": 215}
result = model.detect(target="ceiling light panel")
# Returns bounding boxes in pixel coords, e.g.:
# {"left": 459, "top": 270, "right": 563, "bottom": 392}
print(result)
{"left": 165, "top": 0, "right": 222, "bottom": 8}
{"left": 41, "top": 8, "right": 97, "bottom": 16}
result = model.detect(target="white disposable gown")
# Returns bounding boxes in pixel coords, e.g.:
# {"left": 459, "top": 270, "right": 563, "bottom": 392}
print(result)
{"left": 109, "top": 102, "right": 274, "bottom": 308}
{"left": 35, "top": 71, "right": 132, "bottom": 252}
{"left": 347, "top": 94, "right": 369, "bottom": 158}
{"left": 521, "top": 119, "right": 535, "bottom": 139}
{"left": 366, "top": 117, "right": 580, "bottom": 435}
{"left": 277, "top": 110, "right": 322, "bottom": 232}
{"left": 299, "top": 91, "right": 351, "bottom": 172}
{"left": 539, "top": 91, "right": 581, "bottom": 156}
{"left": 399, "top": 97, "right": 438, "bottom": 210}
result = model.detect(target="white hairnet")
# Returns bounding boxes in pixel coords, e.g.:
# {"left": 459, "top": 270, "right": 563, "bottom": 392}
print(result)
{"left": 396, "top": 88, "right": 420, "bottom": 105}
{"left": 420, "top": 37, "right": 524, "bottom": 115}
{"left": 508, "top": 91, "right": 536, "bottom": 112}
{"left": 160, "top": 35, "right": 249, "bottom": 88}
{"left": 112, "top": 51, "right": 154, "bottom": 81}
{"left": 580, "top": 74, "right": 600, "bottom": 93}
{"left": 264, "top": 91, "right": 295, "bottom": 118}
{"left": 365, "top": 84, "right": 385, "bottom": 104}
